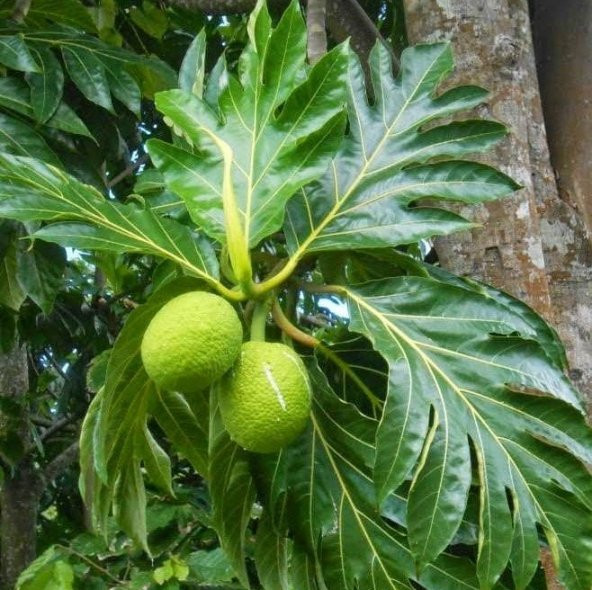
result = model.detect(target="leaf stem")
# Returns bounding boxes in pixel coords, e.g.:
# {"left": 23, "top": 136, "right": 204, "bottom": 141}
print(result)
{"left": 272, "top": 300, "right": 320, "bottom": 349}
{"left": 201, "top": 132, "right": 253, "bottom": 296}
{"left": 251, "top": 256, "right": 300, "bottom": 296}
{"left": 214, "top": 282, "right": 248, "bottom": 302}
{"left": 272, "top": 295, "right": 381, "bottom": 408}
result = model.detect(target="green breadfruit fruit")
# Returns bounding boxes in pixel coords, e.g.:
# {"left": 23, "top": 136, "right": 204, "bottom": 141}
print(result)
{"left": 141, "top": 291, "right": 243, "bottom": 393}
{"left": 218, "top": 341, "right": 312, "bottom": 453}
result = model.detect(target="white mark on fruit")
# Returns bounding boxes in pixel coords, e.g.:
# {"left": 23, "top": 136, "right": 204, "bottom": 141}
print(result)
{"left": 264, "top": 363, "right": 287, "bottom": 411}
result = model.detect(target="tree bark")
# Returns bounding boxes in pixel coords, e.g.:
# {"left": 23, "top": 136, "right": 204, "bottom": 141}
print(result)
{"left": 531, "top": 0, "right": 592, "bottom": 397}
{"left": 171, "top": 0, "right": 399, "bottom": 70}
{"left": 325, "top": 0, "right": 399, "bottom": 70}
{"left": 403, "top": 0, "right": 554, "bottom": 320}
{"left": 306, "top": 0, "right": 327, "bottom": 64}
{"left": 402, "top": 2, "right": 589, "bottom": 584}
{"left": 403, "top": 0, "right": 591, "bottom": 402}
{"left": 0, "top": 345, "right": 38, "bottom": 590}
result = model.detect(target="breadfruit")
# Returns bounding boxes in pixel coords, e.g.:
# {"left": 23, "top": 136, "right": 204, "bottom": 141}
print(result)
{"left": 218, "top": 341, "right": 311, "bottom": 453}
{"left": 141, "top": 291, "right": 242, "bottom": 393}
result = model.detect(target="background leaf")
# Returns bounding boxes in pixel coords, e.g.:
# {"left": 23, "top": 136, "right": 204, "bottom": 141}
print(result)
{"left": 0, "top": 113, "right": 60, "bottom": 165}
{"left": 62, "top": 46, "right": 114, "bottom": 112}
{"left": 16, "top": 240, "right": 66, "bottom": 314}
{"left": 0, "top": 154, "right": 220, "bottom": 286}
{"left": 0, "top": 240, "right": 26, "bottom": 311}
{"left": 0, "top": 35, "right": 39, "bottom": 72}
{"left": 26, "top": 45, "right": 64, "bottom": 123}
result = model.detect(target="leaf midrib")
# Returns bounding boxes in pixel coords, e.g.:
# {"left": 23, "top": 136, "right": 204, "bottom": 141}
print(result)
{"left": 290, "top": 50, "right": 444, "bottom": 259}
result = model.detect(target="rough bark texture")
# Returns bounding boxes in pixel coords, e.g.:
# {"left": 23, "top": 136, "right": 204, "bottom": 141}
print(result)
{"left": 532, "top": 0, "right": 592, "bottom": 397}
{"left": 0, "top": 345, "right": 38, "bottom": 590}
{"left": 402, "top": 3, "right": 589, "bottom": 584}
{"left": 306, "top": 0, "right": 327, "bottom": 64}
{"left": 404, "top": 0, "right": 592, "bottom": 402}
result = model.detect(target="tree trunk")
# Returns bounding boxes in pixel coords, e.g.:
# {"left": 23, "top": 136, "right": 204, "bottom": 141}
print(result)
{"left": 0, "top": 345, "right": 38, "bottom": 590}
{"left": 531, "top": 0, "right": 592, "bottom": 397}
{"left": 402, "top": 0, "right": 591, "bottom": 402}
{"left": 403, "top": 0, "right": 554, "bottom": 316}
{"left": 306, "top": 0, "right": 327, "bottom": 64}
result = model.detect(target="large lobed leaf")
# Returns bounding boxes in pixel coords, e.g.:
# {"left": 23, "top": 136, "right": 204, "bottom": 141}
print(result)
{"left": 0, "top": 153, "right": 220, "bottom": 287}
{"left": 147, "top": 0, "right": 348, "bottom": 249}
{"left": 342, "top": 276, "right": 592, "bottom": 589}
{"left": 284, "top": 42, "right": 518, "bottom": 256}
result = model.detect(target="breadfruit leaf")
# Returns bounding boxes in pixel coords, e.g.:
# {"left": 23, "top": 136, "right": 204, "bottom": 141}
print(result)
{"left": 342, "top": 277, "right": 592, "bottom": 589}
{"left": 284, "top": 42, "right": 519, "bottom": 256}
{"left": 147, "top": 0, "right": 348, "bottom": 249}
{"left": 0, "top": 153, "right": 220, "bottom": 287}
{"left": 255, "top": 363, "right": 490, "bottom": 590}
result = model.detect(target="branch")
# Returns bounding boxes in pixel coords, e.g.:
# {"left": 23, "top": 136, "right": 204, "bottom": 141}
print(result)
{"left": 107, "top": 154, "right": 149, "bottom": 189}
{"left": 38, "top": 415, "right": 78, "bottom": 443}
{"left": 44, "top": 348, "right": 70, "bottom": 383}
{"left": 167, "top": 0, "right": 399, "bottom": 72}
{"left": 30, "top": 414, "right": 53, "bottom": 427}
{"left": 56, "top": 545, "right": 123, "bottom": 586}
{"left": 326, "top": 0, "right": 399, "bottom": 72}
{"left": 168, "top": 0, "right": 256, "bottom": 14}
{"left": 307, "top": 0, "right": 327, "bottom": 64}
{"left": 11, "top": 0, "right": 32, "bottom": 22}
{"left": 41, "top": 441, "right": 79, "bottom": 488}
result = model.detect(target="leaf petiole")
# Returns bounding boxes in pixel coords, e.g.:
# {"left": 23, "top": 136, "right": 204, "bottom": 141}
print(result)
{"left": 271, "top": 299, "right": 382, "bottom": 408}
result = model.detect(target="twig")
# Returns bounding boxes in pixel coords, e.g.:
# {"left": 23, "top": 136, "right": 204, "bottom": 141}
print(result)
{"left": 11, "top": 0, "right": 32, "bottom": 22}
{"left": 327, "top": 0, "right": 400, "bottom": 72}
{"left": 30, "top": 415, "right": 54, "bottom": 427}
{"left": 23, "top": 414, "right": 79, "bottom": 458}
{"left": 41, "top": 441, "right": 80, "bottom": 486}
{"left": 106, "top": 154, "right": 149, "bottom": 189}
{"left": 56, "top": 545, "right": 123, "bottom": 585}
{"left": 38, "top": 415, "right": 78, "bottom": 443}
{"left": 272, "top": 300, "right": 319, "bottom": 349}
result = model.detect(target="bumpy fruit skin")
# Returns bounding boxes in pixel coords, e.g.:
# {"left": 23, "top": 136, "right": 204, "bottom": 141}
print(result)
{"left": 141, "top": 291, "right": 242, "bottom": 393}
{"left": 218, "top": 341, "right": 312, "bottom": 453}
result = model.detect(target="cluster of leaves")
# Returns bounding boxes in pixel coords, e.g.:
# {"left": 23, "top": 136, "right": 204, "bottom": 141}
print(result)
{"left": 0, "top": 1, "right": 244, "bottom": 588}
{"left": 17, "top": 478, "right": 239, "bottom": 590}
{"left": 1, "top": 1, "right": 591, "bottom": 590}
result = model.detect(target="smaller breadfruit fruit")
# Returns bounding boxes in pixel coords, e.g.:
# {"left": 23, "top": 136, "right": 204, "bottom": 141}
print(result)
{"left": 141, "top": 291, "right": 242, "bottom": 393}
{"left": 218, "top": 341, "right": 312, "bottom": 453}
